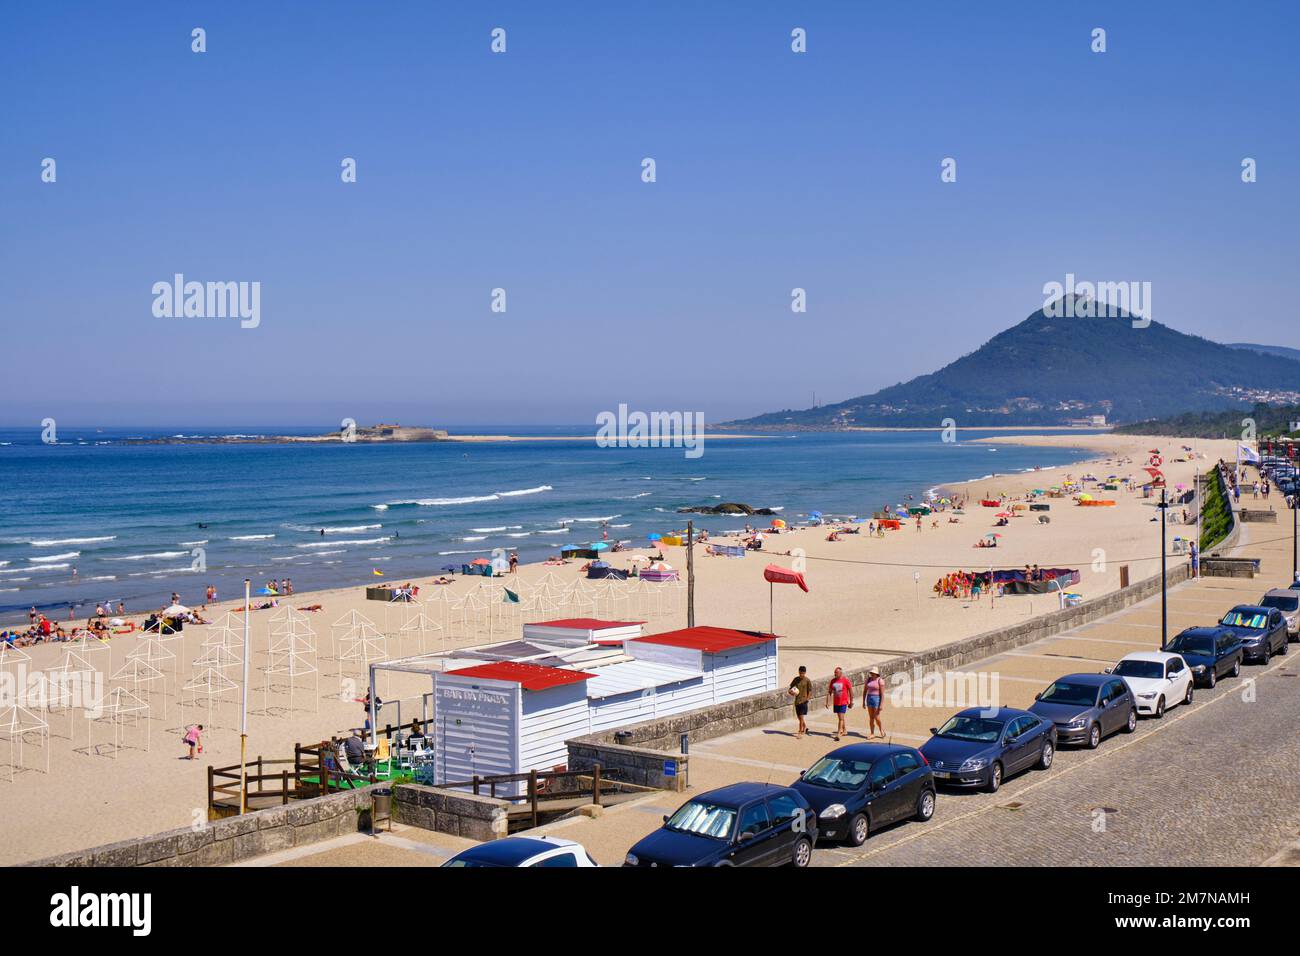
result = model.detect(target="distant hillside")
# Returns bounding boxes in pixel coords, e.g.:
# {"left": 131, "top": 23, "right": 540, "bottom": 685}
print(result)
{"left": 723, "top": 298, "right": 1300, "bottom": 428}
{"left": 1113, "top": 403, "right": 1300, "bottom": 439}
{"left": 1227, "top": 342, "right": 1300, "bottom": 363}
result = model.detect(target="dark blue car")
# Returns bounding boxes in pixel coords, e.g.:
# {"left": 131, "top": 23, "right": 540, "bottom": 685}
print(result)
{"left": 1166, "top": 626, "right": 1243, "bottom": 687}
{"left": 790, "top": 743, "right": 935, "bottom": 845}
{"left": 1217, "top": 605, "right": 1288, "bottom": 663}
{"left": 920, "top": 707, "right": 1056, "bottom": 792}
{"left": 624, "top": 782, "right": 818, "bottom": 868}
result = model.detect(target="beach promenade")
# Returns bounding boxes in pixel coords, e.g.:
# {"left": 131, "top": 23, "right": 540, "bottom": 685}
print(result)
{"left": 250, "top": 464, "right": 1300, "bottom": 868}
{"left": 0, "top": 433, "right": 1259, "bottom": 864}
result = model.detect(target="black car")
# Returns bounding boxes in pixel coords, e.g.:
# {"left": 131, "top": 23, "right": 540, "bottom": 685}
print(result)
{"left": 919, "top": 707, "right": 1056, "bottom": 792}
{"left": 1218, "top": 605, "right": 1288, "bottom": 662}
{"left": 790, "top": 743, "right": 935, "bottom": 846}
{"left": 1166, "top": 626, "right": 1244, "bottom": 687}
{"left": 624, "top": 782, "right": 818, "bottom": 868}
{"left": 1029, "top": 673, "right": 1137, "bottom": 748}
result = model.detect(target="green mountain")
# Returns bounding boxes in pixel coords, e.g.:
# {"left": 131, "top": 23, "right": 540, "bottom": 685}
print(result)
{"left": 723, "top": 298, "right": 1300, "bottom": 428}
{"left": 1113, "top": 402, "right": 1300, "bottom": 439}
{"left": 1227, "top": 342, "right": 1300, "bottom": 363}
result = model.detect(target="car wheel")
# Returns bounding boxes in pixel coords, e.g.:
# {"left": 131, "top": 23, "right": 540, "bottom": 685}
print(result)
{"left": 846, "top": 812, "right": 869, "bottom": 847}
{"left": 1184, "top": 682, "right": 1194, "bottom": 705}
{"left": 1087, "top": 723, "right": 1101, "bottom": 749}
{"left": 1038, "top": 740, "right": 1054, "bottom": 770}
{"left": 791, "top": 835, "right": 813, "bottom": 868}
{"left": 1154, "top": 696, "right": 1165, "bottom": 719}
{"left": 1277, "top": 639, "right": 1288, "bottom": 656}
{"left": 1231, "top": 659, "right": 1241, "bottom": 678}
{"left": 914, "top": 789, "right": 935, "bottom": 822}
{"left": 1125, "top": 708, "right": 1137, "bottom": 733}
{"left": 1205, "top": 669, "right": 1217, "bottom": 688}
{"left": 987, "top": 762, "right": 1003, "bottom": 793}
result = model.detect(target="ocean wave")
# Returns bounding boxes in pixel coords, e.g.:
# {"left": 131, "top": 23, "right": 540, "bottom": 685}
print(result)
{"left": 616, "top": 492, "right": 652, "bottom": 499}
{"left": 127, "top": 566, "right": 196, "bottom": 577}
{"left": 534, "top": 529, "right": 567, "bottom": 535}
{"left": 29, "top": 551, "right": 80, "bottom": 562}
{"left": 285, "top": 523, "right": 382, "bottom": 534}
{"left": 610, "top": 524, "right": 631, "bottom": 529}
{"left": 28, "top": 535, "right": 116, "bottom": 547}
{"left": 505, "top": 532, "right": 532, "bottom": 538}
{"left": 229, "top": 534, "right": 275, "bottom": 541}
{"left": 309, "top": 549, "right": 346, "bottom": 556}
{"left": 469, "top": 526, "right": 522, "bottom": 533}
{"left": 389, "top": 495, "right": 500, "bottom": 506}
{"left": 2, "top": 563, "right": 71, "bottom": 573}
{"left": 179, "top": 540, "right": 208, "bottom": 546}
{"left": 461, "top": 536, "right": 487, "bottom": 542}
{"left": 438, "top": 549, "right": 489, "bottom": 556}
{"left": 85, "top": 575, "right": 117, "bottom": 582}
{"left": 371, "top": 504, "right": 389, "bottom": 511}
{"left": 565, "top": 515, "right": 620, "bottom": 523}
{"left": 497, "top": 485, "right": 553, "bottom": 497}
{"left": 109, "top": 551, "right": 188, "bottom": 561}
{"left": 296, "top": 537, "right": 389, "bottom": 549}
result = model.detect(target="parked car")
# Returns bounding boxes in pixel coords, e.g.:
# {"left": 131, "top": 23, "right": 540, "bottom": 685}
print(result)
{"left": 624, "top": 782, "right": 818, "bottom": 868}
{"left": 1107, "top": 651, "right": 1194, "bottom": 717}
{"left": 791, "top": 743, "right": 935, "bottom": 845}
{"left": 1029, "top": 673, "right": 1137, "bottom": 748}
{"left": 442, "top": 835, "right": 598, "bottom": 867}
{"left": 1259, "top": 589, "right": 1300, "bottom": 640}
{"left": 1217, "top": 604, "right": 1288, "bottom": 663}
{"left": 919, "top": 707, "right": 1055, "bottom": 793}
{"left": 1165, "top": 626, "right": 1243, "bottom": 687}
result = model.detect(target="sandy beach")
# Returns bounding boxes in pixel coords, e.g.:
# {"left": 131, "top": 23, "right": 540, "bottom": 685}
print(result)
{"left": 0, "top": 433, "right": 1239, "bottom": 864}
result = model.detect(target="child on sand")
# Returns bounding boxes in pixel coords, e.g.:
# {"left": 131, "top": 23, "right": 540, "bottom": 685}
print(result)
{"left": 182, "top": 724, "right": 203, "bottom": 760}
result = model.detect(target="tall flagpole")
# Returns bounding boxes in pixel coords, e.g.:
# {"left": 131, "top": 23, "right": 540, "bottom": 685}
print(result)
{"left": 240, "top": 578, "right": 250, "bottom": 814}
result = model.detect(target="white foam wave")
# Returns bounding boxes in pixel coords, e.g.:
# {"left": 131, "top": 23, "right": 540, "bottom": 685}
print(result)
{"left": 229, "top": 534, "right": 275, "bottom": 541}
{"left": 497, "top": 485, "right": 553, "bottom": 497}
{"left": 109, "top": 551, "right": 188, "bottom": 561}
{"left": 296, "top": 537, "right": 389, "bottom": 549}
{"left": 29, "top": 551, "right": 79, "bottom": 562}
{"left": 29, "top": 536, "right": 116, "bottom": 547}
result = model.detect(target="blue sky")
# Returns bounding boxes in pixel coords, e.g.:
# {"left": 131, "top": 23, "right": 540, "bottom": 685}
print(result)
{"left": 2, "top": 1, "right": 1296, "bottom": 427}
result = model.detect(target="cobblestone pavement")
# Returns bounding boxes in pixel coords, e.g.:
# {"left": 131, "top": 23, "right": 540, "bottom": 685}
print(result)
{"left": 813, "top": 651, "right": 1300, "bottom": 867}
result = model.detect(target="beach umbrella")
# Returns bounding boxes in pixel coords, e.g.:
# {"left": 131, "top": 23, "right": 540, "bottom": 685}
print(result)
{"left": 1078, "top": 493, "right": 1093, "bottom": 501}
{"left": 253, "top": 587, "right": 276, "bottom": 596}
{"left": 809, "top": 511, "right": 822, "bottom": 518}
{"left": 771, "top": 519, "right": 786, "bottom": 529}
{"left": 985, "top": 532, "right": 1001, "bottom": 538}
{"left": 162, "top": 604, "right": 189, "bottom": 616}
{"left": 647, "top": 533, "right": 662, "bottom": 541}
{"left": 470, "top": 558, "right": 490, "bottom": 566}
{"left": 995, "top": 512, "right": 1012, "bottom": 518}
{"left": 590, "top": 542, "right": 610, "bottom": 551}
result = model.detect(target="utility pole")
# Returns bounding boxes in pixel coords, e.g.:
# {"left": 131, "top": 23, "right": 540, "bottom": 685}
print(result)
{"left": 686, "top": 520, "right": 696, "bottom": 628}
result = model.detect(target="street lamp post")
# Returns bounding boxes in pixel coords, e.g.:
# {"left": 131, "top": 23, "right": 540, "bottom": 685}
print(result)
{"left": 1158, "top": 488, "right": 1168, "bottom": 651}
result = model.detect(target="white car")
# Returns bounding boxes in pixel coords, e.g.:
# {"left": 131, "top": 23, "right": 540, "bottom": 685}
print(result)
{"left": 1259, "top": 589, "right": 1300, "bottom": 639}
{"left": 441, "top": 835, "right": 599, "bottom": 868}
{"left": 1107, "top": 652, "right": 1194, "bottom": 718}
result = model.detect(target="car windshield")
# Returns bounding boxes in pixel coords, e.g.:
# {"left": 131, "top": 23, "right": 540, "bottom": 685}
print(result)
{"left": 1221, "top": 611, "right": 1267, "bottom": 629}
{"left": 1038, "top": 681, "right": 1098, "bottom": 706}
{"left": 935, "top": 715, "right": 1003, "bottom": 743}
{"left": 1112, "top": 660, "right": 1164, "bottom": 680}
{"left": 664, "top": 800, "right": 736, "bottom": 840}
{"left": 802, "top": 756, "right": 872, "bottom": 790}
{"left": 1168, "top": 633, "right": 1213, "bottom": 655}
{"left": 1261, "top": 595, "right": 1298, "bottom": 612}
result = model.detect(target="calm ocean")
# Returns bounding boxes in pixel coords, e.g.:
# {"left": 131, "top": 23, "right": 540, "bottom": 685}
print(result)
{"left": 0, "top": 425, "right": 1101, "bottom": 623}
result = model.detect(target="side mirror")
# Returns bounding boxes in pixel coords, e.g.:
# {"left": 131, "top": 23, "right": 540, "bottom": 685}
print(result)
{"left": 1034, "top": 692, "right": 1041, "bottom": 700}
{"left": 739, "top": 831, "right": 757, "bottom": 842}
{"left": 1102, "top": 667, "right": 1112, "bottom": 674}
{"left": 929, "top": 727, "right": 939, "bottom": 736}
{"left": 1005, "top": 735, "right": 1018, "bottom": 746}
{"left": 662, "top": 815, "right": 669, "bottom": 824}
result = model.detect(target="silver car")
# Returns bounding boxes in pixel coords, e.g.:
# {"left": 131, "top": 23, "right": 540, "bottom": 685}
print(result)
{"left": 1259, "top": 589, "right": 1299, "bottom": 640}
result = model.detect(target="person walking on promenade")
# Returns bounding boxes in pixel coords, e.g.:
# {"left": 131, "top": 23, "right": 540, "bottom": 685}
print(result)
{"left": 788, "top": 665, "right": 813, "bottom": 738}
{"left": 863, "top": 667, "right": 886, "bottom": 739}
{"left": 826, "top": 667, "right": 853, "bottom": 741}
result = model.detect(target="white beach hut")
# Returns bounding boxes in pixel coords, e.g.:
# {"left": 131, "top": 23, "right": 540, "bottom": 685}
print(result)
{"left": 521, "top": 618, "right": 645, "bottom": 645}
